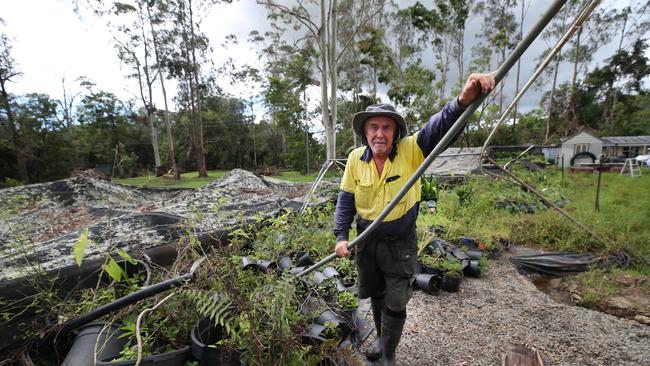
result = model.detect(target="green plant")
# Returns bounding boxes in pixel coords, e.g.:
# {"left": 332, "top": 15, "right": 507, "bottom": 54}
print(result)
{"left": 419, "top": 253, "right": 442, "bottom": 268}
{"left": 478, "top": 257, "right": 489, "bottom": 273}
{"left": 335, "top": 257, "right": 357, "bottom": 285}
{"left": 440, "top": 259, "right": 463, "bottom": 276}
{"left": 336, "top": 291, "right": 358, "bottom": 310}
{"left": 421, "top": 175, "right": 438, "bottom": 201}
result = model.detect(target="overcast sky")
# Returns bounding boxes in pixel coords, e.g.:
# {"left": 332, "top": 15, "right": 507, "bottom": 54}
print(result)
{"left": 2, "top": 0, "right": 647, "bottom": 128}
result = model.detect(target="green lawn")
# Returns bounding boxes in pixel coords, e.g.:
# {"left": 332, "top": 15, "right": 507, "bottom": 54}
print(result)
{"left": 272, "top": 170, "right": 341, "bottom": 183}
{"left": 115, "top": 170, "right": 229, "bottom": 189}
{"left": 115, "top": 169, "right": 342, "bottom": 188}
{"left": 421, "top": 167, "right": 650, "bottom": 261}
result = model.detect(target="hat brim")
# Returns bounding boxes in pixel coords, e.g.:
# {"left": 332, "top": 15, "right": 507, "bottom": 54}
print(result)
{"left": 352, "top": 111, "right": 407, "bottom": 144}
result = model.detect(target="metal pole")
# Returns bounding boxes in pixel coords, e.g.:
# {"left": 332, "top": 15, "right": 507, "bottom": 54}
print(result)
{"left": 479, "top": 0, "right": 602, "bottom": 162}
{"left": 296, "top": 0, "right": 569, "bottom": 279}
{"left": 561, "top": 155, "right": 565, "bottom": 181}
{"left": 595, "top": 162, "right": 602, "bottom": 212}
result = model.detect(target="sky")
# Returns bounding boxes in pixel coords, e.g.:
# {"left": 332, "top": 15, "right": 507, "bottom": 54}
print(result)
{"left": 2, "top": 0, "right": 647, "bottom": 130}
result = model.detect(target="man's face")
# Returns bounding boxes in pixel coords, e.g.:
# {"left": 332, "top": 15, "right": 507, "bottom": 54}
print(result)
{"left": 364, "top": 116, "right": 396, "bottom": 158}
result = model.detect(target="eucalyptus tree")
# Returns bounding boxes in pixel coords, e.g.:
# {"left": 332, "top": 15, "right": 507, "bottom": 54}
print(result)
{"left": 109, "top": 1, "right": 165, "bottom": 176}
{"left": 599, "top": 1, "right": 650, "bottom": 129}
{"left": 537, "top": 2, "right": 574, "bottom": 143}
{"left": 405, "top": 0, "right": 473, "bottom": 102}
{"left": 76, "top": 0, "right": 181, "bottom": 178}
{"left": 248, "top": 23, "right": 318, "bottom": 169}
{"left": 159, "top": 0, "right": 234, "bottom": 177}
{"left": 474, "top": 0, "right": 518, "bottom": 115}
{"left": 145, "top": 0, "right": 180, "bottom": 179}
{"left": 558, "top": 1, "right": 619, "bottom": 133}
{"left": 0, "top": 31, "right": 28, "bottom": 183}
{"left": 75, "top": 91, "right": 141, "bottom": 177}
{"left": 256, "top": 0, "right": 387, "bottom": 161}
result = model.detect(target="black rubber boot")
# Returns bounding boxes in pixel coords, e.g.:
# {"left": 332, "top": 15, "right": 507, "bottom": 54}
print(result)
{"left": 365, "top": 297, "right": 384, "bottom": 361}
{"left": 381, "top": 311, "right": 406, "bottom": 366}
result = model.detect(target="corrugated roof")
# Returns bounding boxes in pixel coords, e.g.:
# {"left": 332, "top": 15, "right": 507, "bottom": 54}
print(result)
{"left": 602, "top": 136, "right": 650, "bottom": 145}
{"left": 425, "top": 147, "right": 482, "bottom": 176}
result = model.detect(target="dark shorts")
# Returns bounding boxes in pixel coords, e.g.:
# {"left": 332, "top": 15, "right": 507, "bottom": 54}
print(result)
{"left": 355, "top": 229, "right": 418, "bottom": 311}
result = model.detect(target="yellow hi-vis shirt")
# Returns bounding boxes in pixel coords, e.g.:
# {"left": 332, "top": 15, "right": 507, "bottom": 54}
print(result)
{"left": 340, "top": 132, "right": 425, "bottom": 222}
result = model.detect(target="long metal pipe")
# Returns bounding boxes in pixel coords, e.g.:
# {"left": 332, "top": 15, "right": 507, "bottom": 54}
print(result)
{"left": 480, "top": 0, "right": 602, "bottom": 162}
{"left": 296, "top": 0, "right": 569, "bottom": 278}
{"left": 52, "top": 257, "right": 205, "bottom": 336}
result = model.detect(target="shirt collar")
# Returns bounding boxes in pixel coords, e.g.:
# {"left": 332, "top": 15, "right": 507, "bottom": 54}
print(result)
{"left": 360, "top": 143, "right": 398, "bottom": 163}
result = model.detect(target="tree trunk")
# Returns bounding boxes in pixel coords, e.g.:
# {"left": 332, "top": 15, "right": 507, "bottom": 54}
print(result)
{"left": 568, "top": 25, "right": 582, "bottom": 131}
{"left": 329, "top": 0, "right": 338, "bottom": 159}
{"left": 188, "top": 0, "right": 207, "bottom": 177}
{"left": 146, "top": 1, "right": 179, "bottom": 179}
{"left": 545, "top": 52, "right": 561, "bottom": 144}
{"left": 320, "top": 0, "right": 335, "bottom": 161}
{"left": 0, "top": 81, "right": 28, "bottom": 183}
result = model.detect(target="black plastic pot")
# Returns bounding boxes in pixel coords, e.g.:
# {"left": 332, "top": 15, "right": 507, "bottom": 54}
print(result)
{"left": 322, "top": 267, "right": 340, "bottom": 278}
{"left": 441, "top": 272, "right": 463, "bottom": 293}
{"left": 241, "top": 256, "right": 256, "bottom": 270}
{"left": 316, "top": 310, "right": 351, "bottom": 338}
{"left": 302, "top": 323, "right": 328, "bottom": 345}
{"left": 255, "top": 260, "right": 277, "bottom": 273}
{"left": 97, "top": 346, "right": 190, "bottom": 366}
{"left": 421, "top": 265, "right": 444, "bottom": 277}
{"left": 464, "top": 260, "right": 481, "bottom": 278}
{"left": 466, "top": 250, "right": 482, "bottom": 260}
{"left": 191, "top": 318, "right": 240, "bottom": 366}
{"left": 62, "top": 323, "right": 127, "bottom": 366}
{"left": 311, "top": 271, "right": 328, "bottom": 286}
{"left": 278, "top": 256, "right": 294, "bottom": 270}
{"left": 296, "top": 253, "right": 314, "bottom": 267}
{"left": 241, "top": 257, "right": 276, "bottom": 273}
{"left": 413, "top": 274, "right": 442, "bottom": 295}
{"left": 458, "top": 236, "right": 478, "bottom": 250}
{"left": 335, "top": 278, "right": 347, "bottom": 292}
{"left": 289, "top": 266, "right": 306, "bottom": 276}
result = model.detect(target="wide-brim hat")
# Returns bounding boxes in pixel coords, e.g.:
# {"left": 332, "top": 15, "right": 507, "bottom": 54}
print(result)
{"left": 353, "top": 103, "right": 407, "bottom": 145}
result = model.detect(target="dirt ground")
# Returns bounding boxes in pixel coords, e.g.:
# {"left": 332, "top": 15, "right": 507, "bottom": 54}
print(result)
{"left": 358, "top": 249, "right": 650, "bottom": 366}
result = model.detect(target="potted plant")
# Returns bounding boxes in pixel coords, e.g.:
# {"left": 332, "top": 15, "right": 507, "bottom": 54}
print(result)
{"left": 336, "top": 291, "right": 358, "bottom": 313}
{"left": 419, "top": 253, "right": 443, "bottom": 275}
{"left": 440, "top": 259, "right": 464, "bottom": 293}
{"left": 335, "top": 257, "right": 357, "bottom": 287}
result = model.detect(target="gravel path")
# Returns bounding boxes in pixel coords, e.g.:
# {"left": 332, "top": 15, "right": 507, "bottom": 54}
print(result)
{"left": 358, "top": 252, "right": 650, "bottom": 366}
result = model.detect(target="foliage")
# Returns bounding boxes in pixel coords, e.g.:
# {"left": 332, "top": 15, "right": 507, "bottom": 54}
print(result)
{"left": 336, "top": 290, "right": 358, "bottom": 310}
{"left": 419, "top": 253, "right": 442, "bottom": 269}
{"left": 432, "top": 169, "right": 650, "bottom": 260}
{"left": 440, "top": 259, "right": 463, "bottom": 276}
{"left": 73, "top": 228, "right": 91, "bottom": 267}
{"left": 420, "top": 175, "right": 438, "bottom": 201}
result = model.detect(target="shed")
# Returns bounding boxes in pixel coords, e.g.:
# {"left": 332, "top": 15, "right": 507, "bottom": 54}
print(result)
{"left": 558, "top": 130, "right": 603, "bottom": 166}
{"left": 602, "top": 136, "right": 650, "bottom": 160}
{"left": 425, "top": 147, "right": 483, "bottom": 176}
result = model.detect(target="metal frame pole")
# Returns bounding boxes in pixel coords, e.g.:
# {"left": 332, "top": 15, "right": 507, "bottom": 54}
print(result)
{"left": 296, "top": 0, "right": 569, "bottom": 278}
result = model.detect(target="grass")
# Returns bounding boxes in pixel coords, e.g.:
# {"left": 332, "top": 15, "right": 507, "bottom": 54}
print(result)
{"left": 421, "top": 167, "right": 650, "bottom": 315}
{"left": 271, "top": 170, "right": 342, "bottom": 183}
{"left": 115, "top": 170, "right": 229, "bottom": 189}
{"left": 115, "top": 169, "right": 343, "bottom": 188}
{"left": 427, "top": 168, "right": 650, "bottom": 260}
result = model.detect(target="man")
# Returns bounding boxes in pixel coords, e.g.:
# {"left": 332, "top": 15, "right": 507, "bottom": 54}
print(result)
{"left": 333, "top": 73, "right": 495, "bottom": 365}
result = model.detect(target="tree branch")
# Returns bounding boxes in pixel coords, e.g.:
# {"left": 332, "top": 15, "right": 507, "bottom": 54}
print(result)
{"left": 336, "top": 1, "right": 386, "bottom": 64}
{"left": 256, "top": 0, "right": 320, "bottom": 40}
